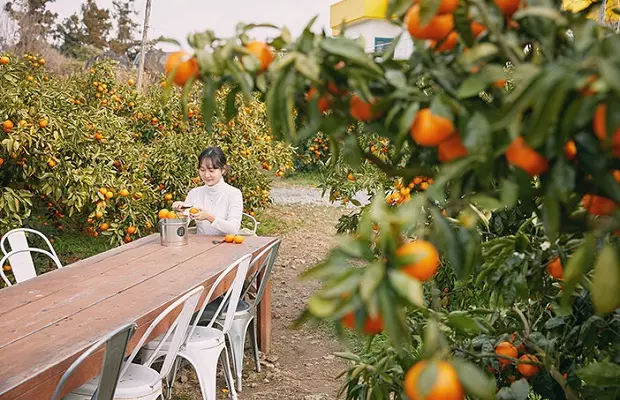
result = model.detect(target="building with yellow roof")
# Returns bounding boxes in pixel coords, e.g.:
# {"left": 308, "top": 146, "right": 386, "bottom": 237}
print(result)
{"left": 330, "top": 0, "right": 413, "bottom": 59}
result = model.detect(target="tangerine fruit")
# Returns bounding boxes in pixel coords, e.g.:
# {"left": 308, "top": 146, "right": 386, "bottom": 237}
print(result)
{"left": 158, "top": 209, "right": 170, "bottom": 219}
{"left": 495, "top": 341, "right": 518, "bottom": 368}
{"left": 3, "top": 120, "right": 14, "bottom": 132}
{"left": 246, "top": 41, "right": 274, "bottom": 72}
{"left": 505, "top": 137, "right": 549, "bottom": 176}
{"left": 396, "top": 240, "right": 440, "bottom": 281}
{"left": 341, "top": 312, "right": 384, "bottom": 335}
{"left": 349, "top": 95, "right": 381, "bottom": 122}
{"left": 224, "top": 234, "right": 235, "bottom": 243}
{"left": 582, "top": 194, "right": 617, "bottom": 216}
{"left": 405, "top": 5, "right": 454, "bottom": 41}
{"left": 119, "top": 189, "right": 129, "bottom": 197}
{"left": 494, "top": 0, "right": 521, "bottom": 17}
{"left": 306, "top": 87, "right": 332, "bottom": 113}
{"left": 127, "top": 226, "right": 137, "bottom": 235}
{"left": 233, "top": 235, "right": 244, "bottom": 244}
{"left": 517, "top": 354, "right": 540, "bottom": 377}
{"left": 403, "top": 360, "right": 464, "bottom": 400}
{"left": 165, "top": 51, "right": 199, "bottom": 86}
{"left": 547, "top": 257, "right": 563, "bottom": 279}
{"left": 564, "top": 140, "right": 577, "bottom": 160}
{"left": 438, "top": 134, "right": 468, "bottom": 162}
{"left": 410, "top": 108, "right": 455, "bottom": 146}
{"left": 592, "top": 104, "right": 620, "bottom": 157}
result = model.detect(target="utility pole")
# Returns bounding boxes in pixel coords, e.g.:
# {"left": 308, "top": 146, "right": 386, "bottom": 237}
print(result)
{"left": 136, "top": 0, "right": 152, "bottom": 92}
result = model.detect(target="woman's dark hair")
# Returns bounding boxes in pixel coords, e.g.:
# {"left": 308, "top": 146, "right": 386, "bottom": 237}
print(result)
{"left": 198, "top": 147, "right": 229, "bottom": 175}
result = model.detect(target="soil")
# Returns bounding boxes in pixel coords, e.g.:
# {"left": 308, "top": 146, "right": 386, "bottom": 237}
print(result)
{"left": 171, "top": 184, "right": 356, "bottom": 400}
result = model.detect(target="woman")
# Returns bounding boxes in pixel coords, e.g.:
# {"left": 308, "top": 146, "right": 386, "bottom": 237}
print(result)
{"left": 173, "top": 147, "right": 243, "bottom": 235}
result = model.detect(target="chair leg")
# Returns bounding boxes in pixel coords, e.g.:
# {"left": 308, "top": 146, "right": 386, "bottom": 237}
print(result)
{"left": 249, "top": 317, "right": 261, "bottom": 373}
{"left": 226, "top": 317, "right": 252, "bottom": 392}
{"left": 165, "top": 357, "right": 182, "bottom": 398}
{"left": 221, "top": 345, "right": 238, "bottom": 400}
{"left": 180, "top": 350, "right": 221, "bottom": 400}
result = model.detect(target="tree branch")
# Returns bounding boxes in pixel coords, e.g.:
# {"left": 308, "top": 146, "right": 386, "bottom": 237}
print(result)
{"left": 513, "top": 306, "right": 531, "bottom": 337}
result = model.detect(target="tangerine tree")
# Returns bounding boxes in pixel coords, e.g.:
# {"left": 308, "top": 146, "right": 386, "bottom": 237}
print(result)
{"left": 175, "top": 0, "right": 620, "bottom": 397}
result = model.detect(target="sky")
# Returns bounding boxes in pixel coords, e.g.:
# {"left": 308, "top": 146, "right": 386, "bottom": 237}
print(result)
{"left": 45, "top": 0, "right": 337, "bottom": 50}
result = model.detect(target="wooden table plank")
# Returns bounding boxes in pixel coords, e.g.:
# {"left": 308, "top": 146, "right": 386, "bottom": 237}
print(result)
{"left": 0, "top": 235, "right": 277, "bottom": 400}
{"left": 0, "top": 237, "right": 218, "bottom": 349}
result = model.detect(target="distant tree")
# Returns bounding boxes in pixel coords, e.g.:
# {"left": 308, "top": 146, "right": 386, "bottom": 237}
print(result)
{"left": 4, "top": 0, "right": 58, "bottom": 52}
{"left": 109, "top": 0, "right": 140, "bottom": 58}
{"left": 54, "top": 13, "right": 85, "bottom": 58}
{"left": 80, "top": 0, "right": 111, "bottom": 50}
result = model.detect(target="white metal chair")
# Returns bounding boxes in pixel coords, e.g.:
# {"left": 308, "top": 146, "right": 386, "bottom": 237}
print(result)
{"left": 240, "top": 213, "right": 259, "bottom": 235}
{"left": 0, "top": 248, "right": 63, "bottom": 287}
{"left": 65, "top": 286, "right": 204, "bottom": 400}
{"left": 0, "top": 228, "right": 62, "bottom": 284}
{"left": 52, "top": 323, "right": 137, "bottom": 400}
{"left": 141, "top": 254, "right": 252, "bottom": 400}
{"left": 199, "top": 239, "right": 281, "bottom": 392}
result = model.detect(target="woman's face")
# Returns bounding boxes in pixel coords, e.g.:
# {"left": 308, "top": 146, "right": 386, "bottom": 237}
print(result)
{"left": 198, "top": 159, "right": 224, "bottom": 186}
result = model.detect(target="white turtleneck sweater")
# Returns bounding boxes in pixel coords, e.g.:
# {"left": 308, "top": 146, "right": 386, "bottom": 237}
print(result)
{"left": 184, "top": 178, "right": 243, "bottom": 235}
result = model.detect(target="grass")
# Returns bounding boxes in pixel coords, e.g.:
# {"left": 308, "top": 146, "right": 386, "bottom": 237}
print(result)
{"left": 53, "top": 232, "right": 116, "bottom": 265}
{"left": 280, "top": 170, "right": 323, "bottom": 187}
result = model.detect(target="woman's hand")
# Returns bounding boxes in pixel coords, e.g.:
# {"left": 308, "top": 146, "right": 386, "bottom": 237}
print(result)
{"left": 192, "top": 209, "right": 215, "bottom": 222}
{"left": 172, "top": 201, "right": 185, "bottom": 211}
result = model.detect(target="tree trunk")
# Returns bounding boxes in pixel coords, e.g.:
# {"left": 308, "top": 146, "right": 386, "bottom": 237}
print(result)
{"left": 136, "top": 0, "right": 152, "bottom": 92}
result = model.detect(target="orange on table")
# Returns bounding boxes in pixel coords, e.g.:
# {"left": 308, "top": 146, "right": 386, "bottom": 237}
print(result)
{"left": 189, "top": 207, "right": 200, "bottom": 215}
{"left": 224, "top": 234, "right": 235, "bottom": 243}
{"left": 233, "top": 235, "right": 244, "bottom": 244}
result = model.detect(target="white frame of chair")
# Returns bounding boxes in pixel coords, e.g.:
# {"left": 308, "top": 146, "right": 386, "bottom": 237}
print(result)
{"left": 143, "top": 253, "right": 252, "bottom": 400}
{"left": 216, "top": 239, "right": 281, "bottom": 391}
{"left": 51, "top": 323, "right": 137, "bottom": 400}
{"left": 0, "top": 248, "right": 63, "bottom": 286}
{"left": 0, "top": 228, "right": 62, "bottom": 284}
{"left": 241, "top": 213, "right": 259, "bottom": 234}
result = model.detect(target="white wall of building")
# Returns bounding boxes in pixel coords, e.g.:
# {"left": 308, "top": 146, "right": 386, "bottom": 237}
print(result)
{"left": 340, "top": 19, "right": 414, "bottom": 60}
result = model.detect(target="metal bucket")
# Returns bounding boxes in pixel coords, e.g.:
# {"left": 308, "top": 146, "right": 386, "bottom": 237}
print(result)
{"left": 159, "top": 216, "right": 190, "bottom": 246}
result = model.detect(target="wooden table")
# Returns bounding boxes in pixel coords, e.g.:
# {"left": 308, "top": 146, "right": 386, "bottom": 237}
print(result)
{"left": 0, "top": 234, "right": 278, "bottom": 400}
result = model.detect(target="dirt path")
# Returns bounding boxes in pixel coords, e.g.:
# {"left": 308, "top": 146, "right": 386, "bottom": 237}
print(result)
{"left": 172, "top": 196, "right": 352, "bottom": 399}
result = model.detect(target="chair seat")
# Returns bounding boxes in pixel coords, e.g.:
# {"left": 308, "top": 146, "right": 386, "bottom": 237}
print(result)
{"left": 199, "top": 298, "right": 252, "bottom": 324}
{"left": 68, "top": 363, "right": 161, "bottom": 399}
{"left": 144, "top": 326, "right": 226, "bottom": 354}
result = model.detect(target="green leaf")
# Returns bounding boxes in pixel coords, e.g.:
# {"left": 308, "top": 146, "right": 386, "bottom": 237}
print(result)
{"left": 295, "top": 53, "right": 320, "bottom": 82}
{"left": 576, "top": 361, "right": 620, "bottom": 387}
{"left": 359, "top": 261, "right": 385, "bottom": 302}
{"left": 458, "top": 43, "right": 498, "bottom": 68}
{"left": 560, "top": 235, "right": 597, "bottom": 311}
{"left": 453, "top": 359, "right": 496, "bottom": 400}
{"left": 320, "top": 37, "right": 382, "bottom": 75}
{"left": 388, "top": 270, "right": 424, "bottom": 307}
{"left": 419, "top": 0, "right": 442, "bottom": 25}
{"left": 591, "top": 244, "right": 620, "bottom": 315}
{"left": 201, "top": 77, "right": 216, "bottom": 133}
{"left": 462, "top": 112, "right": 491, "bottom": 156}
{"left": 542, "top": 196, "right": 560, "bottom": 244}
{"left": 343, "top": 135, "right": 363, "bottom": 169}
{"left": 513, "top": 7, "right": 567, "bottom": 24}
{"left": 447, "top": 312, "right": 487, "bottom": 335}
{"left": 307, "top": 294, "right": 339, "bottom": 318}
{"left": 422, "top": 320, "right": 440, "bottom": 356}
{"left": 457, "top": 65, "right": 506, "bottom": 98}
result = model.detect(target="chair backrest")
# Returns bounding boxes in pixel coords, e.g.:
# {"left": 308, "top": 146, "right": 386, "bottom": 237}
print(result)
{"left": 0, "top": 248, "right": 63, "bottom": 287}
{"left": 124, "top": 286, "right": 203, "bottom": 380}
{"left": 188, "top": 253, "right": 252, "bottom": 340}
{"left": 241, "top": 239, "right": 281, "bottom": 310}
{"left": 0, "top": 228, "right": 62, "bottom": 283}
{"left": 242, "top": 213, "right": 259, "bottom": 234}
{"left": 51, "top": 323, "right": 137, "bottom": 400}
